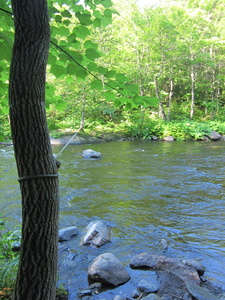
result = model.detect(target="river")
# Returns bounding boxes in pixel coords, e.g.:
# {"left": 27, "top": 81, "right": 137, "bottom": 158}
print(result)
{"left": 0, "top": 140, "right": 225, "bottom": 294}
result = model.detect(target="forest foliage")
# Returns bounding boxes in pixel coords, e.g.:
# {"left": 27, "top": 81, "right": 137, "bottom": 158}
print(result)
{"left": 0, "top": 0, "right": 225, "bottom": 141}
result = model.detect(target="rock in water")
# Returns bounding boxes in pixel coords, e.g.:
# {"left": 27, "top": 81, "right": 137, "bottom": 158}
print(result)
{"left": 82, "top": 220, "right": 111, "bottom": 247}
{"left": 83, "top": 149, "right": 102, "bottom": 159}
{"left": 182, "top": 259, "right": 205, "bottom": 276}
{"left": 186, "top": 282, "right": 221, "bottom": 300}
{"left": 88, "top": 253, "right": 130, "bottom": 286}
{"left": 58, "top": 226, "right": 78, "bottom": 241}
{"left": 130, "top": 252, "right": 200, "bottom": 284}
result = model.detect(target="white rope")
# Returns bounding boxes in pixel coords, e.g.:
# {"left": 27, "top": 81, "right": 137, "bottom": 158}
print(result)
{"left": 55, "top": 125, "right": 82, "bottom": 158}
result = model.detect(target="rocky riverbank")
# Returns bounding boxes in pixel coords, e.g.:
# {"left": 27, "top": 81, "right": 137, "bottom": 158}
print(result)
{"left": 50, "top": 129, "right": 224, "bottom": 146}
{"left": 58, "top": 221, "right": 225, "bottom": 300}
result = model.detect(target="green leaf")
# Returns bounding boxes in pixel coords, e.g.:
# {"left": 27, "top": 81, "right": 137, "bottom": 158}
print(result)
{"left": 67, "top": 33, "right": 77, "bottom": 44}
{"left": 67, "top": 50, "right": 83, "bottom": 63}
{"left": 1, "top": 106, "right": 9, "bottom": 114}
{"left": 104, "top": 91, "right": 115, "bottom": 101}
{"left": 115, "top": 73, "right": 129, "bottom": 83}
{"left": 0, "top": 42, "right": 11, "bottom": 60}
{"left": 48, "top": 52, "right": 57, "bottom": 65}
{"left": 75, "top": 12, "right": 93, "bottom": 26}
{"left": 143, "top": 96, "right": 159, "bottom": 107}
{"left": 84, "top": 40, "right": 98, "bottom": 49}
{"left": 101, "top": 0, "right": 113, "bottom": 8}
{"left": 124, "top": 82, "right": 140, "bottom": 94}
{"left": 101, "top": 9, "right": 113, "bottom": 27}
{"left": 55, "top": 100, "right": 67, "bottom": 111}
{"left": 55, "top": 15, "right": 62, "bottom": 23}
{"left": 125, "top": 103, "right": 132, "bottom": 110}
{"left": 133, "top": 95, "right": 144, "bottom": 105}
{"left": 50, "top": 65, "right": 66, "bottom": 78}
{"left": 93, "top": 18, "right": 101, "bottom": 28}
{"left": 118, "top": 96, "right": 129, "bottom": 104}
{"left": 90, "top": 79, "right": 104, "bottom": 90}
{"left": 59, "top": 26, "right": 70, "bottom": 37}
{"left": 104, "top": 70, "right": 116, "bottom": 78}
{"left": 67, "top": 63, "right": 78, "bottom": 75}
{"left": 61, "top": 10, "right": 72, "bottom": 18}
{"left": 73, "top": 4, "right": 84, "bottom": 12}
{"left": 76, "top": 68, "right": 88, "bottom": 79}
{"left": 87, "top": 62, "right": 98, "bottom": 72}
{"left": 114, "top": 99, "right": 121, "bottom": 107}
{"left": 85, "top": 48, "right": 101, "bottom": 61}
{"left": 48, "top": 6, "right": 61, "bottom": 16}
{"left": 0, "top": 132, "right": 5, "bottom": 142}
{"left": 74, "top": 25, "right": 90, "bottom": 39}
{"left": 98, "top": 66, "right": 108, "bottom": 75}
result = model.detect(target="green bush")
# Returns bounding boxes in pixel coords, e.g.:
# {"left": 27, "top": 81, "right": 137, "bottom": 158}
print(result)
{"left": 0, "top": 218, "right": 20, "bottom": 288}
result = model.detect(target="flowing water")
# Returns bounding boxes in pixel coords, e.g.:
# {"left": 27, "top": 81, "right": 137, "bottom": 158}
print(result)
{"left": 0, "top": 140, "right": 225, "bottom": 292}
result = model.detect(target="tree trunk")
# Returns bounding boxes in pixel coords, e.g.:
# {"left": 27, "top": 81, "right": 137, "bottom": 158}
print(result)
{"left": 190, "top": 54, "right": 195, "bottom": 120}
{"left": 9, "top": 1, "right": 59, "bottom": 299}
{"left": 167, "top": 71, "right": 174, "bottom": 121}
{"left": 154, "top": 75, "right": 167, "bottom": 121}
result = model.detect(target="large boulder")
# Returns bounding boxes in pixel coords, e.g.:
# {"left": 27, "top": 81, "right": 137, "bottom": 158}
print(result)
{"left": 207, "top": 130, "right": 221, "bottom": 140}
{"left": 162, "top": 136, "right": 174, "bottom": 142}
{"left": 88, "top": 253, "right": 130, "bottom": 286}
{"left": 83, "top": 149, "right": 102, "bottom": 159}
{"left": 130, "top": 252, "right": 200, "bottom": 284}
{"left": 82, "top": 220, "right": 111, "bottom": 247}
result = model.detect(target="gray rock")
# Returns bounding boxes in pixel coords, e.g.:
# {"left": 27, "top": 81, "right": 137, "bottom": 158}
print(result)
{"left": 58, "top": 226, "right": 78, "bottom": 241}
{"left": 113, "top": 296, "right": 125, "bottom": 300}
{"left": 142, "top": 294, "right": 161, "bottom": 300}
{"left": 159, "top": 238, "right": 168, "bottom": 253}
{"left": 161, "top": 295, "right": 173, "bottom": 300}
{"left": 83, "top": 149, "right": 102, "bottom": 159}
{"left": 130, "top": 253, "right": 200, "bottom": 284}
{"left": 186, "top": 282, "right": 221, "bottom": 300}
{"left": 82, "top": 220, "right": 111, "bottom": 247}
{"left": 131, "top": 288, "right": 141, "bottom": 298}
{"left": 182, "top": 259, "right": 205, "bottom": 276}
{"left": 162, "top": 136, "right": 174, "bottom": 141}
{"left": 138, "top": 272, "right": 159, "bottom": 293}
{"left": 77, "top": 289, "right": 92, "bottom": 297}
{"left": 207, "top": 130, "right": 221, "bottom": 140}
{"left": 88, "top": 253, "right": 130, "bottom": 287}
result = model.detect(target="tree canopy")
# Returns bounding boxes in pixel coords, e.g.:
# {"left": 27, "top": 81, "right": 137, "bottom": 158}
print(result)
{"left": 1, "top": 0, "right": 225, "bottom": 141}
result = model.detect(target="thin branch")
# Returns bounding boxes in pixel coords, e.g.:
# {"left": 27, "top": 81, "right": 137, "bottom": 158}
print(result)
{"left": 0, "top": 7, "right": 13, "bottom": 15}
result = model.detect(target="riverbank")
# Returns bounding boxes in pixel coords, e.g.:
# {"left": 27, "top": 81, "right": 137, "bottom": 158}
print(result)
{"left": 50, "top": 128, "right": 224, "bottom": 146}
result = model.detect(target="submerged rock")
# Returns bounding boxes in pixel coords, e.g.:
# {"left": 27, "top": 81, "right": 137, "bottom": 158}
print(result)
{"left": 138, "top": 272, "right": 160, "bottom": 293}
{"left": 142, "top": 294, "right": 161, "bottom": 300}
{"left": 88, "top": 253, "right": 130, "bottom": 287}
{"left": 82, "top": 220, "right": 111, "bottom": 247}
{"left": 83, "top": 149, "right": 102, "bottom": 159}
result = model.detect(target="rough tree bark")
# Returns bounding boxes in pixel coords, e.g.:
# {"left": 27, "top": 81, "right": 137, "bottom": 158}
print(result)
{"left": 9, "top": 0, "right": 59, "bottom": 299}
